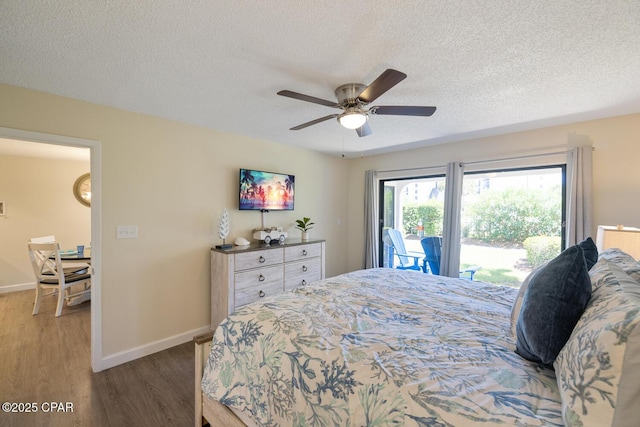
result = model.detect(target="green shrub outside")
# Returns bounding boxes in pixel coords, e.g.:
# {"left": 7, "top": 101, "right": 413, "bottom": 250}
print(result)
{"left": 402, "top": 186, "right": 561, "bottom": 246}
{"left": 403, "top": 201, "right": 443, "bottom": 236}
{"left": 523, "top": 236, "right": 562, "bottom": 267}
{"left": 464, "top": 187, "right": 561, "bottom": 243}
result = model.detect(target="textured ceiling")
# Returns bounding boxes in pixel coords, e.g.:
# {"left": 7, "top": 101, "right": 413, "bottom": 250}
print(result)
{"left": 2, "top": 1, "right": 640, "bottom": 158}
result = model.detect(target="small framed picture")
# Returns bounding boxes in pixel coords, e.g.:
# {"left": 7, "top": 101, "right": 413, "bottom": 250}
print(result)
{"left": 0, "top": 201, "right": 5, "bottom": 216}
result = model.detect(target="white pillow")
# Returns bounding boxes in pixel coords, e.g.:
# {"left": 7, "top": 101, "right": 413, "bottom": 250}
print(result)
{"left": 599, "top": 248, "right": 640, "bottom": 283}
{"left": 554, "top": 260, "right": 640, "bottom": 427}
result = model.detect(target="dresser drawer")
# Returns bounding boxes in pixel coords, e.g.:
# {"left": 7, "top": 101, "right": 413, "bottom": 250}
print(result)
{"left": 284, "top": 243, "right": 322, "bottom": 262}
{"left": 234, "top": 265, "right": 284, "bottom": 307}
{"left": 234, "top": 249, "right": 283, "bottom": 271}
{"left": 211, "top": 240, "right": 325, "bottom": 328}
{"left": 235, "top": 280, "right": 283, "bottom": 308}
{"left": 284, "top": 258, "right": 322, "bottom": 290}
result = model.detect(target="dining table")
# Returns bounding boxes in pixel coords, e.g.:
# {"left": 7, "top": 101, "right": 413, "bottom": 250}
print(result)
{"left": 58, "top": 248, "right": 92, "bottom": 306}
{"left": 59, "top": 247, "right": 91, "bottom": 261}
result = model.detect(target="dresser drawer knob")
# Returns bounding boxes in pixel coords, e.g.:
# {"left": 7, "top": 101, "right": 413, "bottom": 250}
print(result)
{"left": 259, "top": 274, "right": 265, "bottom": 282}
{"left": 259, "top": 256, "right": 266, "bottom": 263}
{"left": 302, "top": 265, "right": 308, "bottom": 272}
{"left": 258, "top": 290, "right": 265, "bottom": 298}
{"left": 302, "top": 250, "right": 308, "bottom": 256}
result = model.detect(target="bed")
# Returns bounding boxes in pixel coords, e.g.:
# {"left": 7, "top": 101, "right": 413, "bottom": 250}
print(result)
{"left": 195, "top": 247, "right": 640, "bottom": 427}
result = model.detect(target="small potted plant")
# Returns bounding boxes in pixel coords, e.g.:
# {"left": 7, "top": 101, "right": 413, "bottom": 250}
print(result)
{"left": 295, "top": 217, "right": 315, "bottom": 241}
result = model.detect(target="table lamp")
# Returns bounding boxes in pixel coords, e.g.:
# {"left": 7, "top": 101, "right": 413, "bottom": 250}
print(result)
{"left": 595, "top": 225, "right": 640, "bottom": 260}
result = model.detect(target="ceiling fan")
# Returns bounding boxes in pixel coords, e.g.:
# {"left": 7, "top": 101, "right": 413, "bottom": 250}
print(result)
{"left": 277, "top": 69, "right": 436, "bottom": 137}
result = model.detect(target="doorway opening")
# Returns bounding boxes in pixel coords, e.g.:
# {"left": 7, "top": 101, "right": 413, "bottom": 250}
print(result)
{"left": 0, "top": 127, "right": 102, "bottom": 371}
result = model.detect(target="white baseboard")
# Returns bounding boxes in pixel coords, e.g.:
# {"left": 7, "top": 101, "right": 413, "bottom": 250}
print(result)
{"left": 0, "top": 282, "right": 35, "bottom": 294}
{"left": 99, "top": 324, "right": 212, "bottom": 371}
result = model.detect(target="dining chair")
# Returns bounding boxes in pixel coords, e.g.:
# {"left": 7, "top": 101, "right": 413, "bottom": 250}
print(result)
{"left": 28, "top": 242, "right": 92, "bottom": 317}
{"left": 29, "top": 235, "right": 56, "bottom": 243}
{"left": 29, "top": 235, "right": 89, "bottom": 274}
{"left": 387, "top": 229, "right": 424, "bottom": 271}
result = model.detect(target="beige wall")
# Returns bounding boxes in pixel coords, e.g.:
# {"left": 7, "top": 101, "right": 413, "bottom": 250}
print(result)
{"left": 345, "top": 113, "right": 640, "bottom": 272}
{"left": 2, "top": 82, "right": 638, "bottom": 366}
{"left": 0, "top": 154, "right": 91, "bottom": 288}
{"left": 0, "top": 84, "right": 350, "bottom": 360}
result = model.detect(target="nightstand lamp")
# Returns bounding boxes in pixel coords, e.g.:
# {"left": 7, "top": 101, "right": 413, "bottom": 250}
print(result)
{"left": 595, "top": 225, "right": 640, "bottom": 260}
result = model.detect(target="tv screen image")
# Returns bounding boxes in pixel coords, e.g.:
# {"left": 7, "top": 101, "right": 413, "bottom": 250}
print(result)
{"left": 239, "top": 169, "right": 295, "bottom": 211}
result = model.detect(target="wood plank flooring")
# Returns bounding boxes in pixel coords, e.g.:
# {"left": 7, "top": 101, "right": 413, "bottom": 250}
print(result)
{"left": 0, "top": 290, "right": 195, "bottom": 427}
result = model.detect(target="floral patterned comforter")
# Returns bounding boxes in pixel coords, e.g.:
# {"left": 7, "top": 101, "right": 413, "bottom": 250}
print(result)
{"left": 202, "top": 268, "right": 562, "bottom": 426}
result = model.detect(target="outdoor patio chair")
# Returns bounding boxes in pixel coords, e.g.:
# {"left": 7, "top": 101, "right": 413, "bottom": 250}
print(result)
{"left": 387, "top": 229, "right": 424, "bottom": 271}
{"left": 421, "top": 236, "right": 481, "bottom": 280}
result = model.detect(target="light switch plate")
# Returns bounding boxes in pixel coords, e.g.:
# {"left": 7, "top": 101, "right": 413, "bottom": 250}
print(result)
{"left": 116, "top": 225, "right": 138, "bottom": 239}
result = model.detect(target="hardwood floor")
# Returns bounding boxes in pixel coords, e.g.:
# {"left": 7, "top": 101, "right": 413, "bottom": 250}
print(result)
{"left": 0, "top": 290, "right": 195, "bottom": 427}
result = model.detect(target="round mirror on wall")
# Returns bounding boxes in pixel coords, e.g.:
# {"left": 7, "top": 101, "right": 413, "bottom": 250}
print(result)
{"left": 73, "top": 173, "right": 91, "bottom": 207}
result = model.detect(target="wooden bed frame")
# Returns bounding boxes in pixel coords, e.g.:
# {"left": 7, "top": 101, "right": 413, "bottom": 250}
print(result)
{"left": 194, "top": 332, "right": 249, "bottom": 427}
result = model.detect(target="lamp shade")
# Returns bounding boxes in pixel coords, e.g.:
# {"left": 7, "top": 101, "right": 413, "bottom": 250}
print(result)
{"left": 595, "top": 225, "right": 640, "bottom": 260}
{"left": 338, "top": 111, "right": 367, "bottom": 129}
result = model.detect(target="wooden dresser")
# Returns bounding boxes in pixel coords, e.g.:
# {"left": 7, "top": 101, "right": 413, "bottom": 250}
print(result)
{"left": 210, "top": 239, "right": 325, "bottom": 328}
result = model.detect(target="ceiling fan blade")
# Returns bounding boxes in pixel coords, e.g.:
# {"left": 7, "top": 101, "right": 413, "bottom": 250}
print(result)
{"left": 357, "top": 69, "right": 407, "bottom": 104}
{"left": 355, "top": 121, "right": 372, "bottom": 137}
{"left": 371, "top": 106, "right": 437, "bottom": 116}
{"left": 277, "top": 90, "right": 338, "bottom": 108}
{"left": 290, "top": 114, "right": 338, "bottom": 130}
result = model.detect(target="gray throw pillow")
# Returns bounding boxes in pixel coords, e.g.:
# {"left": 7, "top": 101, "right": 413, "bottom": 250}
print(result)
{"left": 515, "top": 244, "right": 592, "bottom": 366}
{"left": 510, "top": 237, "right": 597, "bottom": 341}
{"left": 579, "top": 237, "right": 598, "bottom": 270}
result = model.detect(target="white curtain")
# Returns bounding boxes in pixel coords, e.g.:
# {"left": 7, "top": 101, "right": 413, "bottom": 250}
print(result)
{"left": 566, "top": 145, "right": 593, "bottom": 246}
{"left": 440, "top": 162, "right": 464, "bottom": 277}
{"left": 364, "top": 170, "right": 379, "bottom": 268}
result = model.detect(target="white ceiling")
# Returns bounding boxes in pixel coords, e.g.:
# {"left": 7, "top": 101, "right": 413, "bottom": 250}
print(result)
{"left": 1, "top": 1, "right": 640, "bottom": 158}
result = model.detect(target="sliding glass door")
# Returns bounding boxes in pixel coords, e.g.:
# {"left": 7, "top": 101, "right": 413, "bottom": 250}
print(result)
{"left": 379, "top": 166, "right": 565, "bottom": 287}
{"left": 460, "top": 166, "right": 565, "bottom": 286}
{"left": 379, "top": 175, "right": 446, "bottom": 268}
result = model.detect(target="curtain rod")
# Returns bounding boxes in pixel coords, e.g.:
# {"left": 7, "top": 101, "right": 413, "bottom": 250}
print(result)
{"left": 376, "top": 151, "right": 568, "bottom": 172}
{"left": 375, "top": 164, "right": 446, "bottom": 174}
{"left": 462, "top": 146, "right": 594, "bottom": 167}
{"left": 461, "top": 150, "right": 570, "bottom": 167}
{"left": 376, "top": 146, "right": 595, "bottom": 172}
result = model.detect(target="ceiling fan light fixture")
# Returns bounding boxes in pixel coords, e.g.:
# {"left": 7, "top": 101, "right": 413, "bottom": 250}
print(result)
{"left": 338, "top": 110, "right": 367, "bottom": 129}
{"left": 278, "top": 69, "right": 435, "bottom": 137}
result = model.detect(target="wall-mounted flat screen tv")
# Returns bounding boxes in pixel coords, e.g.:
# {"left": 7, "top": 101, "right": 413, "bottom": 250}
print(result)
{"left": 239, "top": 168, "right": 295, "bottom": 211}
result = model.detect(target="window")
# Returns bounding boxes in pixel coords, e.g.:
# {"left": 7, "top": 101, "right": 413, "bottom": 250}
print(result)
{"left": 460, "top": 166, "right": 565, "bottom": 285}
{"left": 379, "top": 165, "right": 565, "bottom": 287}
{"left": 380, "top": 175, "right": 445, "bottom": 268}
